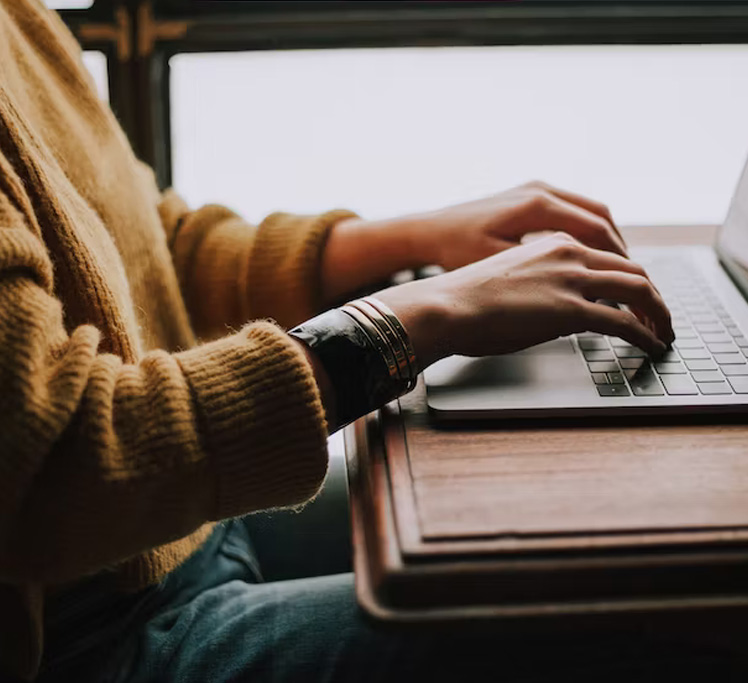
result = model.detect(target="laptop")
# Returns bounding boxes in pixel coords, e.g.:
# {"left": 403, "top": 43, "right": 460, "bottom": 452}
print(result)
{"left": 424, "top": 156, "right": 748, "bottom": 420}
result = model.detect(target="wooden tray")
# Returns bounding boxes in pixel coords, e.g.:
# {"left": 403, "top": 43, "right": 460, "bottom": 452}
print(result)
{"left": 344, "top": 384, "right": 748, "bottom": 629}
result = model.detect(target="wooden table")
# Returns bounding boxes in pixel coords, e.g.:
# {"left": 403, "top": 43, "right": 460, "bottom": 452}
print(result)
{"left": 344, "top": 225, "right": 748, "bottom": 642}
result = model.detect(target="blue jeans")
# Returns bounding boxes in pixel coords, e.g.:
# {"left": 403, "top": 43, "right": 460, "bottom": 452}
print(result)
{"left": 38, "top": 518, "right": 748, "bottom": 683}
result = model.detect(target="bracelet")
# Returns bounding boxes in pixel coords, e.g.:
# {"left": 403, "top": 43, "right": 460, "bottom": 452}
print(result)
{"left": 288, "top": 302, "right": 419, "bottom": 429}
{"left": 338, "top": 304, "right": 401, "bottom": 381}
{"left": 345, "top": 300, "right": 408, "bottom": 380}
{"left": 361, "top": 296, "right": 419, "bottom": 388}
{"left": 344, "top": 298, "right": 418, "bottom": 393}
{"left": 288, "top": 309, "right": 401, "bottom": 429}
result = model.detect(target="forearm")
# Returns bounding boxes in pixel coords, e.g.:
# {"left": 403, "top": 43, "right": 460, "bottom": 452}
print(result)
{"left": 321, "top": 214, "right": 434, "bottom": 306}
{"left": 1, "top": 274, "right": 329, "bottom": 583}
{"left": 157, "top": 184, "right": 359, "bottom": 333}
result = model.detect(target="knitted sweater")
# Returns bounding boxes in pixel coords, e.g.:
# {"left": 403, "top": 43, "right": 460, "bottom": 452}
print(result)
{"left": 0, "top": 1, "right": 355, "bottom": 679}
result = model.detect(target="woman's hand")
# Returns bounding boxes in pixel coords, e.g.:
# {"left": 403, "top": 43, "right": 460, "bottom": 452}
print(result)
{"left": 321, "top": 181, "right": 625, "bottom": 306}
{"left": 374, "top": 232, "right": 674, "bottom": 370}
{"left": 412, "top": 180, "right": 627, "bottom": 271}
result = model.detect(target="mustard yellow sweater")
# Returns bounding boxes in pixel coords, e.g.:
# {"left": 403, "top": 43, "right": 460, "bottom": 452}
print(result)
{"left": 0, "top": 1, "right": 355, "bottom": 679}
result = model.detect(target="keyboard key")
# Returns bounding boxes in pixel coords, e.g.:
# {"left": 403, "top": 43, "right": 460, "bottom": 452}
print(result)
{"left": 707, "top": 342, "right": 738, "bottom": 354}
{"left": 672, "top": 327, "right": 698, "bottom": 339}
{"left": 653, "top": 361, "right": 686, "bottom": 374}
{"left": 579, "top": 338, "right": 609, "bottom": 351}
{"left": 591, "top": 373, "right": 609, "bottom": 385}
{"left": 578, "top": 332, "right": 602, "bottom": 338}
{"left": 691, "top": 370, "right": 724, "bottom": 383}
{"left": 728, "top": 376, "right": 748, "bottom": 394}
{"left": 701, "top": 333, "right": 731, "bottom": 344}
{"left": 661, "top": 375, "right": 698, "bottom": 395}
{"left": 627, "top": 366, "right": 664, "bottom": 396}
{"left": 690, "top": 314, "right": 719, "bottom": 324}
{"left": 674, "top": 339, "right": 706, "bottom": 350}
{"left": 678, "top": 348, "right": 711, "bottom": 360}
{"left": 695, "top": 323, "right": 724, "bottom": 334}
{"left": 619, "top": 358, "right": 646, "bottom": 370}
{"left": 727, "top": 327, "right": 744, "bottom": 338}
{"left": 721, "top": 365, "right": 748, "bottom": 376}
{"left": 614, "top": 347, "right": 646, "bottom": 358}
{"left": 597, "top": 384, "right": 631, "bottom": 397}
{"left": 714, "top": 353, "right": 746, "bottom": 365}
{"left": 609, "top": 337, "right": 633, "bottom": 348}
{"left": 657, "top": 349, "right": 680, "bottom": 363}
{"left": 588, "top": 361, "right": 619, "bottom": 373}
{"left": 583, "top": 349, "right": 615, "bottom": 362}
{"left": 699, "top": 382, "right": 732, "bottom": 395}
{"left": 607, "top": 372, "right": 625, "bottom": 384}
{"left": 733, "top": 336, "right": 748, "bottom": 348}
{"left": 685, "top": 359, "right": 718, "bottom": 371}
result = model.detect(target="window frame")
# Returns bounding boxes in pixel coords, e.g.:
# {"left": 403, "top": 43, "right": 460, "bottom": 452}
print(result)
{"left": 59, "top": 1, "right": 748, "bottom": 188}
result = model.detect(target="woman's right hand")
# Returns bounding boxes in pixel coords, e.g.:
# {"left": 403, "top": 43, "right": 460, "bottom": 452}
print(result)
{"left": 375, "top": 232, "right": 675, "bottom": 370}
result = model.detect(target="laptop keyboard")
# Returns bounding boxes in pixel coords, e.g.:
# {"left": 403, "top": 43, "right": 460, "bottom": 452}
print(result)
{"left": 575, "top": 258, "right": 748, "bottom": 397}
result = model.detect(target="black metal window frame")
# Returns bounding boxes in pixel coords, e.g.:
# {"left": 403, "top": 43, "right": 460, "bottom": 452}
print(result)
{"left": 61, "top": 1, "right": 748, "bottom": 189}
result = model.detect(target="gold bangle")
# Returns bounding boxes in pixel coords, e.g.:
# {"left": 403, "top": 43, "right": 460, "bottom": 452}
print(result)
{"left": 362, "top": 296, "right": 418, "bottom": 377}
{"left": 340, "top": 305, "right": 401, "bottom": 381}
{"left": 348, "top": 297, "right": 418, "bottom": 393}
{"left": 346, "top": 299, "right": 410, "bottom": 384}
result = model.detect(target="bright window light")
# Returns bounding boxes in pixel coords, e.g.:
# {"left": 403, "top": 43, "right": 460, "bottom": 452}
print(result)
{"left": 44, "top": 0, "right": 93, "bottom": 9}
{"left": 82, "top": 51, "right": 108, "bottom": 102}
{"left": 171, "top": 45, "right": 748, "bottom": 228}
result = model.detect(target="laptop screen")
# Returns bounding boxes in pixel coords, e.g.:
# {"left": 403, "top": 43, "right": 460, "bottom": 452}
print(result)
{"left": 717, "top": 156, "right": 748, "bottom": 281}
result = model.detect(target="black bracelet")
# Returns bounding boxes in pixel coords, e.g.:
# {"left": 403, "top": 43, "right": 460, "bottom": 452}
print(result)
{"left": 288, "top": 308, "right": 407, "bottom": 429}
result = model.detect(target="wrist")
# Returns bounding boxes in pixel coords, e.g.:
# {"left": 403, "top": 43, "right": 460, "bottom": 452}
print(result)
{"left": 321, "top": 214, "right": 434, "bottom": 305}
{"left": 371, "top": 213, "right": 440, "bottom": 269}
{"left": 373, "top": 278, "right": 453, "bottom": 370}
{"left": 289, "top": 306, "right": 416, "bottom": 431}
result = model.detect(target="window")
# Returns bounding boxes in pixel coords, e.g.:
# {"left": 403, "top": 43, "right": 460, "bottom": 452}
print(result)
{"left": 44, "top": 0, "right": 93, "bottom": 9}
{"left": 81, "top": 51, "right": 108, "bottom": 102}
{"left": 171, "top": 44, "right": 748, "bottom": 227}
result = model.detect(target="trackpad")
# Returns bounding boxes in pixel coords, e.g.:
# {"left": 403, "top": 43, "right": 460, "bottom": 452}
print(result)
{"left": 424, "top": 338, "right": 578, "bottom": 390}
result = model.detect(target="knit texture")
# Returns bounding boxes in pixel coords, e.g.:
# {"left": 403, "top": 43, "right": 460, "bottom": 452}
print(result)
{"left": 0, "top": 1, "right": 355, "bottom": 679}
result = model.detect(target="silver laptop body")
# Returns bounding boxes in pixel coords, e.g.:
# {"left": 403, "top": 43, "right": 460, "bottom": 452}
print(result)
{"left": 424, "top": 157, "right": 748, "bottom": 420}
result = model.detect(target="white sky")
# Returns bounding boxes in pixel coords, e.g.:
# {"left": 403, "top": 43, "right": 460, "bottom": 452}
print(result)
{"left": 171, "top": 45, "right": 748, "bottom": 228}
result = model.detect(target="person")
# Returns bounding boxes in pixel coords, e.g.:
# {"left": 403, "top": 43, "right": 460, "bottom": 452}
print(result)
{"left": 3, "top": 1, "right": 745, "bottom": 681}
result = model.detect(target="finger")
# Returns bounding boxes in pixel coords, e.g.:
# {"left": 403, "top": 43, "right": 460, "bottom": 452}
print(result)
{"left": 528, "top": 181, "right": 623, "bottom": 244}
{"left": 577, "top": 245, "right": 667, "bottom": 300}
{"left": 577, "top": 246, "right": 649, "bottom": 278}
{"left": 531, "top": 193, "right": 628, "bottom": 257}
{"left": 596, "top": 298, "right": 652, "bottom": 335}
{"left": 581, "top": 271, "right": 674, "bottom": 344}
{"left": 580, "top": 300, "right": 668, "bottom": 356}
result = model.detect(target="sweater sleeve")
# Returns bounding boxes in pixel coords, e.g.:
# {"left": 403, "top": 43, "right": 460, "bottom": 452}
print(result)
{"left": 0, "top": 182, "right": 330, "bottom": 585}
{"left": 151, "top": 178, "right": 357, "bottom": 339}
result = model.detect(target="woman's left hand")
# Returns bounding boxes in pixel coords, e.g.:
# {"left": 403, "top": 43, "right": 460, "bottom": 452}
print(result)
{"left": 411, "top": 180, "right": 626, "bottom": 271}
{"left": 322, "top": 180, "right": 626, "bottom": 305}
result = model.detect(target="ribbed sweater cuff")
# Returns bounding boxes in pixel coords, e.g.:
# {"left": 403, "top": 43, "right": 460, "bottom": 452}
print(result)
{"left": 248, "top": 209, "right": 358, "bottom": 324}
{"left": 176, "top": 321, "right": 329, "bottom": 520}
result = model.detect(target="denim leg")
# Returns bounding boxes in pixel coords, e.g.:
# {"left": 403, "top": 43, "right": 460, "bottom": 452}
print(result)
{"left": 42, "top": 517, "right": 748, "bottom": 683}
{"left": 110, "top": 521, "right": 748, "bottom": 683}
{"left": 117, "top": 572, "right": 748, "bottom": 683}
